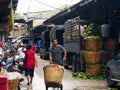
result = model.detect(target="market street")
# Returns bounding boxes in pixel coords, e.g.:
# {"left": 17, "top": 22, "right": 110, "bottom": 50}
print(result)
{"left": 20, "top": 56, "right": 107, "bottom": 90}
{"left": 0, "top": 0, "right": 120, "bottom": 90}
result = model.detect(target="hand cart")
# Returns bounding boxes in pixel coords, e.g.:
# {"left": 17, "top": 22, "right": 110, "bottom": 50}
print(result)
{"left": 43, "top": 64, "right": 64, "bottom": 90}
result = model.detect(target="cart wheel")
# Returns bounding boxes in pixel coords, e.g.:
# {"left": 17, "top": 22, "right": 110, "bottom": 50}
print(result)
{"left": 60, "top": 84, "right": 63, "bottom": 90}
{"left": 72, "top": 55, "right": 77, "bottom": 72}
{"left": 46, "top": 86, "right": 48, "bottom": 90}
{"left": 18, "top": 85, "right": 21, "bottom": 90}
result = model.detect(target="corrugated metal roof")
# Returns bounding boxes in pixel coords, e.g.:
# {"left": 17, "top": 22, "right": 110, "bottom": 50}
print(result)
{"left": 43, "top": 0, "right": 93, "bottom": 24}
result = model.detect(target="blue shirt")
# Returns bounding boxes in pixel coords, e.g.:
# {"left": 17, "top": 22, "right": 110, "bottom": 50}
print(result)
{"left": 36, "top": 40, "right": 41, "bottom": 48}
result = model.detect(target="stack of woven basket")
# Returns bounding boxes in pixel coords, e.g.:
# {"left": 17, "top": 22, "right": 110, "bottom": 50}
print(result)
{"left": 84, "top": 38, "right": 103, "bottom": 76}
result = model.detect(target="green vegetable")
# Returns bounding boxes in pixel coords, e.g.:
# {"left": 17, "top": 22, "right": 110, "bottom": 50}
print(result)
{"left": 84, "top": 36, "right": 100, "bottom": 39}
{"left": 108, "top": 88, "right": 118, "bottom": 90}
{"left": 72, "top": 72, "right": 105, "bottom": 80}
{"left": 84, "top": 23, "right": 101, "bottom": 39}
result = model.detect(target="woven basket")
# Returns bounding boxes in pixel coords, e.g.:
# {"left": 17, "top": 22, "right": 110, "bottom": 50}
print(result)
{"left": 84, "top": 38, "right": 102, "bottom": 51}
{"left": 86, "top": 64, "right": 102, "bottom": 76}
{"left": 84, "top": 51, "right": 102, "bottom": 64}
{"left": 43, "top": 64, "right": 64, "bottom": 85}
{"left": 106, "top": 39, "right": 118, "bottom": 51}
{"left": 8, "top": 78, "right": 19, "bottom": 90}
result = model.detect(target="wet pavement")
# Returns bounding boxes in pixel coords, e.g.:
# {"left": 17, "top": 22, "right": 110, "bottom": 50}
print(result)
{"left": 20, "top": 56, "right": 107, "bottom": 90}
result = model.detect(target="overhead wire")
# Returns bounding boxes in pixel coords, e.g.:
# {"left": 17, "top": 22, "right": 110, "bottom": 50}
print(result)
{"left": 32, "top": 0, "right": 77, "bottom": 20}
{"left": 23, "top": 0, "right": 73, "bottom": 24}
{"left": 33, "top": 0, "right": 71, "bottom": 19}
{"left": 35, "top": 0, "right": 63, "bottom": 11}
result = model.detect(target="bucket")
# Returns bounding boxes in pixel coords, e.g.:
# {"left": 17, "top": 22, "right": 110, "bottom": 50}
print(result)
{"left": 43, "top": 64, "right": 64, "bottom": 85}
{"left": 86, "top": 64, "right": 102, "bottom": 76}
{"left": 84, "top": 51, "right": 102, "bottom": 64}
{"left": 0, "top": 74, "right": 8, "bottom": 90}
{"left": 84, "top": 38, "right": 102, "bottom": 51}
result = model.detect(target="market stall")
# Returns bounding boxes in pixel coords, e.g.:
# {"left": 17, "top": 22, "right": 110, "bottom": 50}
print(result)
{"left": 0, "top": 67, "right": 22, "bottom": 90}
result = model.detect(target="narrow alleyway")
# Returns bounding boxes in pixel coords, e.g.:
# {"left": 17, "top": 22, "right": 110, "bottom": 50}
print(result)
{"left": 21, "top": 56, "right": 107, "bottom": 90}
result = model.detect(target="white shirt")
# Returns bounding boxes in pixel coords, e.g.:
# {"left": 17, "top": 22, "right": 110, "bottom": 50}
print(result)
{"left": 101, "top": 24, "right": 110, "bottom": 37}
{"left": 7, "top": 57, "right": 14, "bottom": 68}
{"left": 0, "top": 47, "right": 3, "bottom": 55}
{"left": 17, "top": 47, "right": 25, "bottom": 59}
{"left": 80, "top": 25, "right": 85, "bottom": 37}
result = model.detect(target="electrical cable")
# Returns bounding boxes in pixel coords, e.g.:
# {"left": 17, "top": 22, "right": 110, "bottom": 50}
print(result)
{"left": 22, "top": 0, "right": 70, "bottom": 20}
{"left": 35, "top": 0, "right": 63, "bottom": 11}
{"left": 18, "top": 0, "right": 75, "bottom": 25}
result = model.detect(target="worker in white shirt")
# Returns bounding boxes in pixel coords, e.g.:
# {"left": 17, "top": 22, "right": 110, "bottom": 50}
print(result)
{"left": 101, "top": 21, "right": 110, "bottom": 50}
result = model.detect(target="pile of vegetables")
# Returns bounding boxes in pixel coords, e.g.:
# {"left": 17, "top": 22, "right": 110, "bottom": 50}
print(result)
{"left": 84, "top": 36, "right": 100, "bottom": 39}
{"left": 84, "top": 23, "right": 101, "bottom": 39}
{"left": 72, "top": 72, "right": 105, "bottom": 80}
{"left": 107, "top": 88, "right": 118, "bottom": 90}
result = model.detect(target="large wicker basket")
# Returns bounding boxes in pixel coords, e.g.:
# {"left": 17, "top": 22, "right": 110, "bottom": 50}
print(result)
{"left": 84, "top": 38, "right": 102, "bottom": 51}
{"left": 8, "top": 78, "right": 19, "bottom": 90}
{"left": 86, "top": 64, "right": 102, "bottom": 76}
{"left": 84, "top": 51, "right": 102, "bottom": 64}
{"left": 43, "top": 64, "right": 64, "bottom": 85}
{"left": 106, "top": 39, "right": 118, "bottom": 51}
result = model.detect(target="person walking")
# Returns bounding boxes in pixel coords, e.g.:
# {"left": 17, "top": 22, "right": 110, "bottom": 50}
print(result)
{"left": 36, "top": 40, "right": 41, "bottom": 53}
{"left": 32, "top": 42, "right": 36, "bottom": 52}
{"left": 49, "top": 39, "right": 67, "bottom": 65}
{"left": 22, "top": 44, "right": 38, "bottom": 85}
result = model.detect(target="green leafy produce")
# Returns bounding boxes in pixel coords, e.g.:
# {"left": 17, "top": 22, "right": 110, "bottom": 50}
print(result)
{"left": 84, "top": 23, "right": 101, "bottom": 39}
{"left": 108, "top": 88, "right": 118, "bottom": 90}
{"left": 84, "top": 36, "right": 100, "bottom": 39}
{"left": 72, "top": 72, "right": 105, "bottom": 80}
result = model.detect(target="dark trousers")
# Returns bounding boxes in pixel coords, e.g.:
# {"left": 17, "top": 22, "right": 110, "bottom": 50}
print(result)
{"left": 36, "top": 47, "right": 40, "bottom": 53}
{"left": 102, "top": 37, "right": 108, "bottom": 50}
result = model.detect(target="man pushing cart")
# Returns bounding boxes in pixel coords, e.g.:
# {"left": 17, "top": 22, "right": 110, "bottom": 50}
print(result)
{"left": 43, "top": 39, "right": 67, "bottom": 90}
